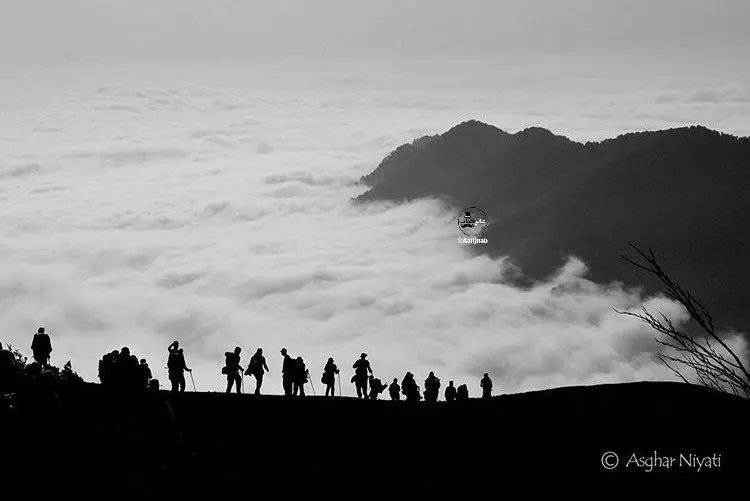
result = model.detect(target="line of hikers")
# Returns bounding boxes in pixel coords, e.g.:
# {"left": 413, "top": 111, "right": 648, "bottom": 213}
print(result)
{"left": 214, "top": 344, "right": 495, "bottom": 401}
{"left": 5, "top": 327, "right": 496, "bottom": 401}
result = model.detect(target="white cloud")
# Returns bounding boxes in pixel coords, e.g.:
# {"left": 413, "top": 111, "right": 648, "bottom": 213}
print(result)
{"left": 0, "top": 60, "right": 746, "bottom": 396}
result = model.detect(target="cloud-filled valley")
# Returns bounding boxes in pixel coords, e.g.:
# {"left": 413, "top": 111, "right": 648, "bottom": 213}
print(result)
{"left": 2, "top": 59, "right": 748, "bottom": 394}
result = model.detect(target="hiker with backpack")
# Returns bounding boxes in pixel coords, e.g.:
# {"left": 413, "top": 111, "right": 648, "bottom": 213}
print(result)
{"left": 246, "top": 348, "right": 269, "bottom": 395}
{"left": 401, "top": 372, "right": 421, "bottom": 403}
{"left": 223, "top": 347, "right": 243, "bottom": 394}
{"left": 352, "top": 353, "right": 373, "bottom": 399}
{"left": 293, "top": 356, "right": 308, "bottom": 396}
{"left": 322, "top": 357, "right": 339, "bottom": 397}
{"left": 424, "top": 372, "right": 441, "bottom": 403}
{"left": 368, "top": 375, "right": 387, "bottom": 400}
{"left": 167, "top": 341, "right": 192, "bottom": 393}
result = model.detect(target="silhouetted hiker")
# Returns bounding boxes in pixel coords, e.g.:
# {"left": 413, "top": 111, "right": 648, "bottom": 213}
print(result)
{"left": 368, "top": 375, "right": 387, "bottom": 400}
{"left": 167, "top": 341, "right": 180, "bottom": 374}
{"left": 388, "top": 378, "right": 400, "bottom": 401}
{"left": 223, "top": 347, "right": 243, "bottom": 394}
{"left": 480, "top": 373, "right": 493, "bottom": 399}
{"left": 31, "top": 327, "right": 52, "bottom": 367}
{"left": 140, "top": 359, "right": 152, "bottom": 388}
{"left": 424, "top": 372, "right": 441, "bottom": 403}
{"left": 168, "top": 342, "right": 192, "bottom": 392}
{"left": 352, "top": 353, "right": 373, "bottom": 399}
{"left": 401, "top": 372, "right": 421, "bottom": 402}
{"left": 322, "top": 357, "right": 339, "bottom": 397}
{"left": 293, "top": 356, "right": 308, "bottom": 396}
{"left": 456, "top": 384, "right": 469, "bottom": 401}
{"left": 445, "top": 381, "right": 457, "bottom": 402}
{"left": 246, "top": 348, "right": 269, "bottom": 395}
{"left": 280, "top": 348, "right": 294, "bottom": 396}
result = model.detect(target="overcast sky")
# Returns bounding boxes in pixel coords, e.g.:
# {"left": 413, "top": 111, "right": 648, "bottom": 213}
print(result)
{"left": 1, "top": 0, "right": 749, "bottom": 65}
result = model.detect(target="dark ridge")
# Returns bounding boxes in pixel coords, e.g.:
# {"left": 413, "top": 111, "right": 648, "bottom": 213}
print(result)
{"left": 3, "top": 380, "right": 748, "bottom": 495}
{"left": 355, "top": 121, "right": 750, "bottom": 330}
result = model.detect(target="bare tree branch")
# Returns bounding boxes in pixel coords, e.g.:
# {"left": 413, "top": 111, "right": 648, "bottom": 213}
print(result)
{"left": 618, "top": 243, "right": 750, "bottom": 398}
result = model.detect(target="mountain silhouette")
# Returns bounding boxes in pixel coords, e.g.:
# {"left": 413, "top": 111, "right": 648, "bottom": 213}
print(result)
{"left": 357, "top": 121, "right": 750, "bottom": 330}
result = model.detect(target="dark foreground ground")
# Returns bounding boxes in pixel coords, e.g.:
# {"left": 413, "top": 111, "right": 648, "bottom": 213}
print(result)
{"left": 3, "top": 381, "right": 748, "bottom": 496}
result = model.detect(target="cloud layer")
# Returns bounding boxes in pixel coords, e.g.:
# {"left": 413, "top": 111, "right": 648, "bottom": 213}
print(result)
{"left": 1, "top": 60, "right": 747, "bottom": 394}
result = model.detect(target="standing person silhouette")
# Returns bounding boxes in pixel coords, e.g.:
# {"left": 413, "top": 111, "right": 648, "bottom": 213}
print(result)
{"left": 424, "top": 372, "right": 441, "bottom": 403}
{"left": 293, "top": 356, "right": 308, "bottom": 396}
{"left": 322, "top": 357, "right": 339, "bottom": 397}
{"left": 445, "top": 381, "right": 457, "bottom": 402}
{"left": 401, "top": 372, "right": 421, "bottom": 402}
{"left": 223, "top": 347, "right": 243, "bottom": 394}
{"left": 352, "top": 353, "right": 372, "bottom": 399}
{"left": 456, "top": 384, "right": 469, "bottom": 401}
{"left": 139, "top": 359, "right": 152, "bottom": 389}
{"left": 247, "top": 348, "right": 269, "bottom": 395}
{"left": 480, "top": 373, "right": 493, "bottom": 399}
{"left": 388, "top": 378, "right": 400, "bottom": 401}
{"left": 280, "top": 348, "right": 294, "bottom": 396}
{"left": 31, "top": 327, "right": 52, "bottom": 368}
{"left": 167, "top": 341, "right": 192, "bottom": 392}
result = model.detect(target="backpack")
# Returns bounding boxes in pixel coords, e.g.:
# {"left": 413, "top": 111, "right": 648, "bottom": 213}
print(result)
{"left": 247, "top": 356, "right": 260, "bottom": 375}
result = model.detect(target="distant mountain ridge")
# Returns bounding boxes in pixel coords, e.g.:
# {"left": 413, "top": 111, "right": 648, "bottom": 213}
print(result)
{"left": 357, "top": 121, "right": 750, "bottom": 330}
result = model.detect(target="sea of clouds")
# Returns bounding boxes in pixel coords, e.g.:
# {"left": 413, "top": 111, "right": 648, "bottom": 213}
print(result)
{"left": 1, "top": 58, "right": 748, "bottom": 394}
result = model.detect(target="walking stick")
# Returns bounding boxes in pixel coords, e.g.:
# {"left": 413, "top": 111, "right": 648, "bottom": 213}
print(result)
{"left": 308, "top": 370, "right": 316, "bottom": 396}
{"left": 189, "top": 371, "right": 196, "bottom": 392}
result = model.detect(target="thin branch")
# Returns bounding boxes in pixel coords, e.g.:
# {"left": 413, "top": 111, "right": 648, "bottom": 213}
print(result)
{"left": 619, "top": 243, "right": 750, "bottom": 398}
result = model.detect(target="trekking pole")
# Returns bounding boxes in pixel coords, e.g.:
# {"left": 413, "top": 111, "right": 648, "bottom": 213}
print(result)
{"left": 308, "top": 370, "right": 316, "bottom": 396}
{"left": 190, "top": 371, "right": 196, "bottom": 392}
